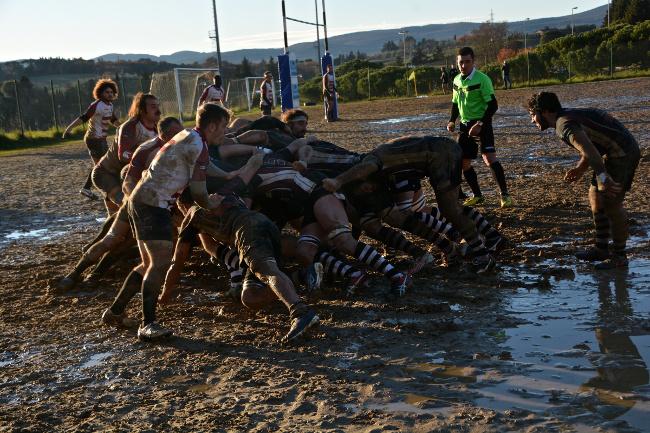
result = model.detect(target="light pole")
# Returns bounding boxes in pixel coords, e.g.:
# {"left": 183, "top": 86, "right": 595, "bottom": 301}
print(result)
{"left": 525, "top": 17, "right": 530, "bottom": 84}
{"left": 571, "top": 6, "right": 578, "bottom": 35}
{"left": 398, "top": 30, "right": 409, "bottom": 65}
{"left": 210, "top": 0, "right": 222, "bottom": 73}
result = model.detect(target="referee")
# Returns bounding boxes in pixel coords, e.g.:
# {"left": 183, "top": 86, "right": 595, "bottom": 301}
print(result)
{"left": 447, "top": 46, "right": 512, "bottom": 208}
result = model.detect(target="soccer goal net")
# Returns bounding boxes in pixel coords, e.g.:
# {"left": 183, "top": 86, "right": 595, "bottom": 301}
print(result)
{"left": 225, "top": 77, "right": 277, "bottom": 112}
{"left": 150, "top": 68, "right": 219, "bottom": 121}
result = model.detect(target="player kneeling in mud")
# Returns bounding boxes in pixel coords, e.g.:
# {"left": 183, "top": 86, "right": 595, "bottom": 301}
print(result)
{"left": 527, "top": 92, "right": 640, "bottom": 270}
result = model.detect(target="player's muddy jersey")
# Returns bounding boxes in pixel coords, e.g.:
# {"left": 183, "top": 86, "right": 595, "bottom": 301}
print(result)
{"left": 555, "top": 108, "right": 639, "bottom": 159}
{"left": 198, "top": 85, "right": 225, "bottom": 105}
{"left": 131, "top": 128, "right": 209, "bottom": 209}
{"left": 125, "top": 136, "right": 164, "bottom": 184}
{"left": 99, "top": 118, "right": 157, "bottom": 174}
{"left": 307, "top": 140, "right": 361, "bottom": 177}
{"left": 366, "top": 136, "right": 455, "bottom": 180}
{"left": 260, "top": 81, "right": 273, "bottom": 106}
{"left": 80, "top": 100, "right": 117, "bottom": 139}
{"left": 249, "top": 164, "right": 317, "bottom": 202}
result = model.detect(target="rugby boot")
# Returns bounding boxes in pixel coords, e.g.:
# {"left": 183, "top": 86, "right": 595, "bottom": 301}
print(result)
{"left": 575, "top": 247, "right": 610, "bottom": 262}
{"left": 283, "top": 302, "right": 319, "bottom": 343}
{"left": 389, "top": 273, "right": 412, "bottom": 297}
{"left": 485, "top": 235, "right": 508, "bottom": 255}
{"left": 225, "top": 281, "right": 243, "bottom": 302}
{"left": 137, "top": 322, "right": 173, "bottom": 341}
{"left": 499, "top": 194, "right": 513, "bottom": 208}
{"left": 441, "top": 245, "right": 464, "bottom": 269}
{"left": 79, "top": 188, "right": 99, "bottom": 200}
{"left": 346, "top": 271, "right": 369, "bottom": 297}
{"left": 410, "top": 252, "right": 435, "bottom": 275}
{"left": 301, "top": 262, "right": 324, "bottom": 292}
{"left": 472, "top": 254, "right": 496, "bottom": 274}
{"left": 57, "top": 272, "right": 81, "bottom": 291}
{"left": 594, "top": 254, "right": 629, "bottom": 270}
{"left": 463, "top": 195, "right": 485, "bottom": 206}
{"left": 100, "top": 308, "right": 139, "bottom": 329}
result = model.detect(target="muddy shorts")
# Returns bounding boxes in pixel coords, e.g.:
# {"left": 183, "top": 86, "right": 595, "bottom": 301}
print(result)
{"left": 458, "top": 120, "right": 495, "bottom": 159}
{"left": 127, "top": 201, "right": 173, "bottom": 242}
{"left": 427, "top": 143, "right": 462, "bottom": 193}
{"left": 233, "top": 212, "right": 281, "bottom": 271}
{"left": 92, "top": 165, "right": 121, "bottom": 198}
{"left": 591, "top": 152, "right": 640, "bottom": 192}
{"left": 85, "top": 136, "right": 108, "bottom": 160}
{"left": 301, "top": 188, "right": 346, "bottom": 228}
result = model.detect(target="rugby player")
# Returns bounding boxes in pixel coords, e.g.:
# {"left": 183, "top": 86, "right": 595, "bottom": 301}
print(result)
{"left": 527, "top": 91, "right": 640, "bottom": 269}
{"left": 103, "top": 103, "right": 237, "bottom": 341}
{"left": 198, "top": 74, "right": 226, "bottom": 107}
{"left": 322, "top": 135, "right": 497, "bottom": 273}
{"left": 447, "top": 47, "right": 512, "bottom": 208}
{"left": 92, "top": 92, "right": 160, "bottom": 214}
{"left": 62, "top": 79, "right": 120, "bottom": 200}
{"left": 55, "top": 117, "right": 184, "bottom": 292}
{"left": 260, "top": 71, "right": 274, "bottom": 116}
{"left": 322, "top": 64, "right": 337, "bottom": 122}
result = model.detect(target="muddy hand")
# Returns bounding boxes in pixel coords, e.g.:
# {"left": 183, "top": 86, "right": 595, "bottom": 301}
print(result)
{"left": 322, "top": 178, "right": 340, "bottom": 193}
{"left": 564, "top": 167, "right": 586, "bottom": 183}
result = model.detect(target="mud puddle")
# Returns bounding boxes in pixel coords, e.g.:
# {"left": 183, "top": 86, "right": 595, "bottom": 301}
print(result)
{"left": 473, "top": 252, "right": 650, "bottom": 431}
{"left": 0, "top": 214, "right": 102, "bottom": 249}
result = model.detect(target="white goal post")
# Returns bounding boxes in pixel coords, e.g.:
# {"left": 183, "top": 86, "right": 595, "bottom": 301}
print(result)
{"left": 150, "top": 68, "right": 219, "bottom": 121}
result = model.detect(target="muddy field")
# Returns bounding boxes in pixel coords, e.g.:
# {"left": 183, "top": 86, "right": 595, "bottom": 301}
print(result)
{"left": 1, "top": 79, "right": 649, "bottom": 433}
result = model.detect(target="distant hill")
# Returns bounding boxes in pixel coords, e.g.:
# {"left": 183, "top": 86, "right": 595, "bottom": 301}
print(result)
{"left": 95, "top": 5, "right": 607, "bottom": 64}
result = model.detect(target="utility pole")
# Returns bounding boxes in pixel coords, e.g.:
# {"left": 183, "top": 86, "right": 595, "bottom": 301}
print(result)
{"left": 571, "top": 6, "right": 578, "bottom": 35}
{"left": 210, "top": 0, "right": 223, "bottom": 73}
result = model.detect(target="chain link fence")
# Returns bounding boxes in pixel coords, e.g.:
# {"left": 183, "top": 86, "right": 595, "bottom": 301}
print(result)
{"left": 0, "top": 76, "right": 149, "bottom": 134}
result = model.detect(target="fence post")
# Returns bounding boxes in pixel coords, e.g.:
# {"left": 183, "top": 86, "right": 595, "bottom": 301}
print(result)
{"left": 77, "top": 80, "right": 85, "bottom": 131}
{"left": 367, "top": 67, "right": 371, "bottom": 100}
{"left": 120, "top": 79, "right": 127, "bottom": 118}
{"left": 13, "top": 80, "right": 25, "bottom": 136}
{"left": 50, "top": 80, "right": 59, "bottom": 132}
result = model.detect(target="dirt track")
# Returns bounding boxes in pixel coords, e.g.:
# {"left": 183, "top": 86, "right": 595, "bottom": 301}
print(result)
{"left": 1, "top": 79, "right": 649, "bottom": 432}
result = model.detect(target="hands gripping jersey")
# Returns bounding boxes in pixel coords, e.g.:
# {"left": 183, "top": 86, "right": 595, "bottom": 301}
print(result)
{"left": 198, "top": 85, "right": 225, "bottom": 106}
{"left": 131, "top": 128, "right": 209, "bottom": 209}
{"left": 80, "top": 100, "right": 118, "bottom": 139}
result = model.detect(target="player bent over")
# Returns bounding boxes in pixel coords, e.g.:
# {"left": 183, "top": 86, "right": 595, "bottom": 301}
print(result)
{"left": 527, "top": 91, "right": 640, "bottom": 269}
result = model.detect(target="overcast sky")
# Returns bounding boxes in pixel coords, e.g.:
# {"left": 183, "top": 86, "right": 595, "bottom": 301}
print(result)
{"left": 0, "top": 0, "right": 606, "bottom": 62}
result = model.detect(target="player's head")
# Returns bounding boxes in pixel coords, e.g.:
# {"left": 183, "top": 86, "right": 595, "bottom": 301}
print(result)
{"left": 157, "top": 116, "right": 183, "bottom": 142}
{"left": 282, "top": 109, "right": 308, "bottom": 138}
{"left": 527, "top": 92, "right": 562, "bottom": 131}
{"left": 213, "top": 74, "right": 222, "bottom": 86}
{"left": 93, "top": 79, "right": 118, "bottom": 102}
{"left": 456, "top": 46, "right": 475, "bottom": 75}
{"left": 197, "top": 102, "right": 231, "bottom": 145}
{"left": 129, "top": 92, "right": 161, "bottom": 124}
{"left": 263, "top": 71, "right": 273, "bottom": 81}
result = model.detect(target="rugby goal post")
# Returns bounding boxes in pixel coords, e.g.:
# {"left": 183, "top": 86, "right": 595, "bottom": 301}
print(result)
{"left": 149, "top": 68, "right": 219, "bottom": 121}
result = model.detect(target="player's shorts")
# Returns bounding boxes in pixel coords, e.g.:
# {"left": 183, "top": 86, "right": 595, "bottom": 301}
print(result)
{"left": 301, "top": 188, "right": 346, "bottom": 228}
{"left": 92, "top": 165, "right": 121, "bottom": 197}
{"left": 85, "top": 136, "right": 108, "bottom": 160}
{"left": 234, "top": 212, "right": 281, "bottom": 271}
{"left": 458, "top": 120, "right": 496, "bottom": 159}
{"left": 260, "top": 104, "right": 272, "bottom": 116}
{"left": 591, "top": 151, "right": 641, "bottom": 193}
{"left": 387, "top": 174, "right": 423, "bottom": 194}
{"left": 427, "top": 141, "right": 462, "bottom": 193}
{"left": 127, "top": 200, "right": 173, "bottom": 242}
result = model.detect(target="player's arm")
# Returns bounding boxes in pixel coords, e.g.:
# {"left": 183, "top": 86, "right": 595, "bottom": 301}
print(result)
{"left": 117, "top": 123, "right": 138, "bottom": 164}
{"left": 323, "top": 156, "right": 381, "bottom": 192}
{"left": 198, "top": 87, "right": 209, "bottom": 106}
{"left": 567, "top": 130, "right": 621, "bottom": 196}
{"left": 62, "top": 118, "right": 83, "bottom": 138}
{"left": 447, "top": 103, "right": 459, "bottom": 132}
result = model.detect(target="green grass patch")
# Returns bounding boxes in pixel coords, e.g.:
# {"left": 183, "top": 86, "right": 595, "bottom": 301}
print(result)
{"left": 0, "top": 125, "right": 86, "bottom": 155}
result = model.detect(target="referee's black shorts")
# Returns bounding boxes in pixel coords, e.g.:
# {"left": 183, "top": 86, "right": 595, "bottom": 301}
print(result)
{"left": 458, "top": 120, "right": 495, "bottom": 160}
